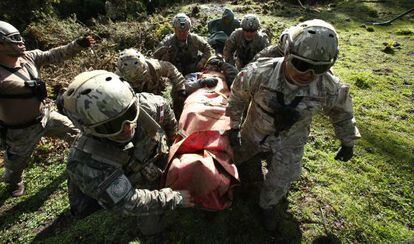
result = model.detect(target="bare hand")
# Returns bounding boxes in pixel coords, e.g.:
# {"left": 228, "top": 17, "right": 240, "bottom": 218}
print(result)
{"left": 178, "top": 190, "right": 195, "bottom": 208}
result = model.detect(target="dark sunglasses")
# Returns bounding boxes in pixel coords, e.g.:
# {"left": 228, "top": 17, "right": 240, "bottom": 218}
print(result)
{"left": 5, "top": 33, "right": 24, "bottom": 43}
{"left": 289, "top": 55, "right": 332, "bottom": 75}
{"left": 92, "top": 103, "right": 139, "bottom": 136}
{"left": 242, "top": 29, "right": 257, "bottom": 33}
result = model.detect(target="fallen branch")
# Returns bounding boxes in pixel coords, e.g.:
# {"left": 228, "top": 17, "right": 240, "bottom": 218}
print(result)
{"left": 368, "top": 7, "right": 414, "bottom": 26}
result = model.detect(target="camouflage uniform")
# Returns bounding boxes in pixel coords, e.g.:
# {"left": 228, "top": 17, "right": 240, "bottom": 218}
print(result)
{"left": 67, "top": 92, "right": 180, "bottom": 235}
{"left": 0, "top": 41, "right": 85, "bottom": 185}
{"left": 153, "top": 33, "right": 214, "bottom": 76}
{"left": 123, "top": 58, "right": 186, "bottom": 95}
{"left": 226, "top": 58, "right": 361, "bottom": 209}
{"left": 223, "top": 28, "right": 269, "bottom": 69}
{"left": 253, "top": 44, "right": 284, "bottom": 61}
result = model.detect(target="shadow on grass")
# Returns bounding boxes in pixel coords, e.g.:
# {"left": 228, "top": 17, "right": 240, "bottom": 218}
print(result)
{"left": 32, "top": 209, "right": 74, "bottom": 242}
{"left": 313, "top": 232, "right": 341, "bottom": 244}
{"left": 0, "top": 172, "right": 66, "bottom": 229}
{"left": 164, "top": 160, "right": 302, "bottom": 243}
{"left": 359, "top": 124, "right": 414, "bottom": 170}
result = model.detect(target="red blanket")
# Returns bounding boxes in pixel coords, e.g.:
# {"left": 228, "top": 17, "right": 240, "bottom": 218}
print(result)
{"left": 164, "top": 72, "right": 240, "bottom": 210}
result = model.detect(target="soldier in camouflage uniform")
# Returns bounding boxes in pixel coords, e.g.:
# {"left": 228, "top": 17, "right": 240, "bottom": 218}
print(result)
{"left": 225, "top": 19, "right": 361, "bottom": 231}
{"left": 0, "top": 21, "right": 95, "bottom": 197}
{"left": 223, "top": 14, "right": 269, "bottom": 70}
{"left": 116, "top": 48, "right": 187, "bottom": 118}
{"left": 61, "top": 70, "right": 193, "bottom": 236}
{"left": 153, "top": 13, "right": 214, "bottom": 76}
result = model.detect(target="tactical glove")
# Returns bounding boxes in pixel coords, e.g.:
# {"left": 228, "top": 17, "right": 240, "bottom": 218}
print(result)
{"left": 176, "top": 89, "right": 187, "bottom": 98}
{"left": 227, "top": 128, "right": 241, "bottom": 148}
{"left": 141, "top": 163, "right": 162, "bottom": 182}
{"left": 199, "top": 77, "right": 219, "bottom": 88}
{"left": 334, "top": 145, "right": 354, "bottom": 162}
{"left": 76, "top": 35, "right": 95, "bottom": 48}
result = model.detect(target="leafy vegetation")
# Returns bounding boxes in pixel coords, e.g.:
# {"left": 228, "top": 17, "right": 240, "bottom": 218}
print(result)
{"left": 1, "top": 0, "right": 413, "bottom": 243}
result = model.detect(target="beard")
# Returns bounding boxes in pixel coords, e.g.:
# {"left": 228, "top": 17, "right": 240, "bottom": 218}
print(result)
{"left": 1, "top": 42, "right": 26, "bottom": 57}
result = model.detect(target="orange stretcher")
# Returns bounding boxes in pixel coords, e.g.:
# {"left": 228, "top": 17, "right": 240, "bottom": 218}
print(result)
{"left": 163, "top": 71, "right": 240, "bottom": 211}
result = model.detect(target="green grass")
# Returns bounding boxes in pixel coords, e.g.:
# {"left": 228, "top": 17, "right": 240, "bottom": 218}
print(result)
{"left": 1, "top": 0, "right": 414, "bottom": 243}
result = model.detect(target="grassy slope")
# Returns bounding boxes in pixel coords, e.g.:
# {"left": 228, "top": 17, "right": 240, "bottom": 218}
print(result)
{"left": 0, "top": 0, "right": 413, "bottom": 243}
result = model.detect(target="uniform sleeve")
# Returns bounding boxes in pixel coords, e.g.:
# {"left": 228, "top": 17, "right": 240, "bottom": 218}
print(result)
{"left": 25, "top": 40, "right": 85, "bottom": 67}
{"left": 158, "top": 60, "right": 186, "bottom": 91}
{"left": 253, "top": 45, "right": 284, "bottom": 61}
{"left": 158, "top": 97, "right": 178, "bottom": 143}
{"left": 323, "top": 79, "right": 361, "bottom": 147}
{"left": 225, "top": 65, "right": 259, "bottom": 129}
{"left": 223, "top": 31, "right": 237, "bottom": 65}
{"left": 118, "top": 187, "right": 183, "bottom": 216}
{"left": 152, "top": 35, "right": 172, "bottom": 60}
{"left": 220, "top": 61, "right": 238, "bottom": 87}
{"left": 260, "top": 33, "right": 270, "bottom": 51}
{"left": 67, "top": 155, "right": 183, "bottom": 217}
{"left": 195, "top": 35, "right": 214, "bottom": 67}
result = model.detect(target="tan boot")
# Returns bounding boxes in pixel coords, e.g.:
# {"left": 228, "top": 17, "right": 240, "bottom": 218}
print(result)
{"left": 9, "top": 181, "right": 25, "bottom": 197}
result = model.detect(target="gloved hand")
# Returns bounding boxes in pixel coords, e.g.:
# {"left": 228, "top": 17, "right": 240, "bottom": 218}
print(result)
{"left": 76, "top": 35, "right": 96, "bottom": 48}
{"left": 141, "top": 163, "right": 162, "bottom": 181}
{"left": 177, "top": 190, "right": 195, "bottom": 208}
{"left": 176, "top": 89, "right": 187, "bottom": 99}
{"left": 334, "top": 145, "right": 354, "bottom": 162}
{"left": 199, "top": 77, "right": 219, "bottom": 88}
{"left": 227, "top": 128, "right": 241, "bottom": 148}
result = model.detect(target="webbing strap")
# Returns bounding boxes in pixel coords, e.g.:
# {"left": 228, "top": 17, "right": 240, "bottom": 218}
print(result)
{"left": 0, "top": 63, "right": 37, "bottom": 99}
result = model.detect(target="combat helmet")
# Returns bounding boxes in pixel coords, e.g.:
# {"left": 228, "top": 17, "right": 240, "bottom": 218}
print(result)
{"left": 241, "top": 14, "right": 260, "bottom": 31}
{"left": 172, "top": 13, "right": 192, "bottom": 30}
{"left": 0, "top": 21, "right": 24, "bottom": 44}
{"left": 283, "top": 19, "right": 339, "bottom": 75}
{"left": 62, "top": 70, "right": 139, "bottom": 137}
{"left": 116, "top": 48, "right": 148, "bottom": 83}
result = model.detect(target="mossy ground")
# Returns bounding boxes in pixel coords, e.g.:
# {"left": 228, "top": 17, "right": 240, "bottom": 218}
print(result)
{"left": 0, "top": 0, "right": 413, "bottom": 243}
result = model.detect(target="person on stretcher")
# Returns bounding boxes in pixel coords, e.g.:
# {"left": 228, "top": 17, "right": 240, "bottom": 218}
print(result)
{"left": 163, "top": 56, "right": 240, "bottom": 211}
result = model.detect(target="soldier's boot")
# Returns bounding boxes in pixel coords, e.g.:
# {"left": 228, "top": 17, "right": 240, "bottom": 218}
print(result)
{"left": 2, "top": 169, "right": 25, "bottom": 197}
{"left": 261, "top": 206, "right": 281, "bottom": 232}
{"left": 9, "top": 181, "right": 25, "bottom": 197}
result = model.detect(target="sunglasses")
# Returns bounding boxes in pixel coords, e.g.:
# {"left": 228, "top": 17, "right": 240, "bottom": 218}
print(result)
{"left": 242, "top": 29, "right": 257, "bottom": 33}
{"left": 288, "top": 54, "right": 333, "bottom": 75}
{"left": 90, "top": 101, "right": 139, "bottom": 137}
{"left": 5, "top": 33, "right": 24, "bottom": 44}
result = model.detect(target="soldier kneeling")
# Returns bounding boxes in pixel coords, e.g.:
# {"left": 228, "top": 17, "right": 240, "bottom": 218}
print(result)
{"left": 60, "top": 70, "right": 194, "bottom": 238}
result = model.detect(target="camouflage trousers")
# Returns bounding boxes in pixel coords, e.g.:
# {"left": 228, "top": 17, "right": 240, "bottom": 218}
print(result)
{"left": 1, "top": 108, "right": 79, "bottom": 184}
{"left": 68, "top": 179, "right": 166, "bottom": 235}
{"left": 235, "top": 135, "right": 304, "bottom": 209}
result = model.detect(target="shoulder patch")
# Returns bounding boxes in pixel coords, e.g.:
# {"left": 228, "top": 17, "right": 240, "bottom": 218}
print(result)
{"left": 105, "top": 174, "right": 132, "bottom": 204}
